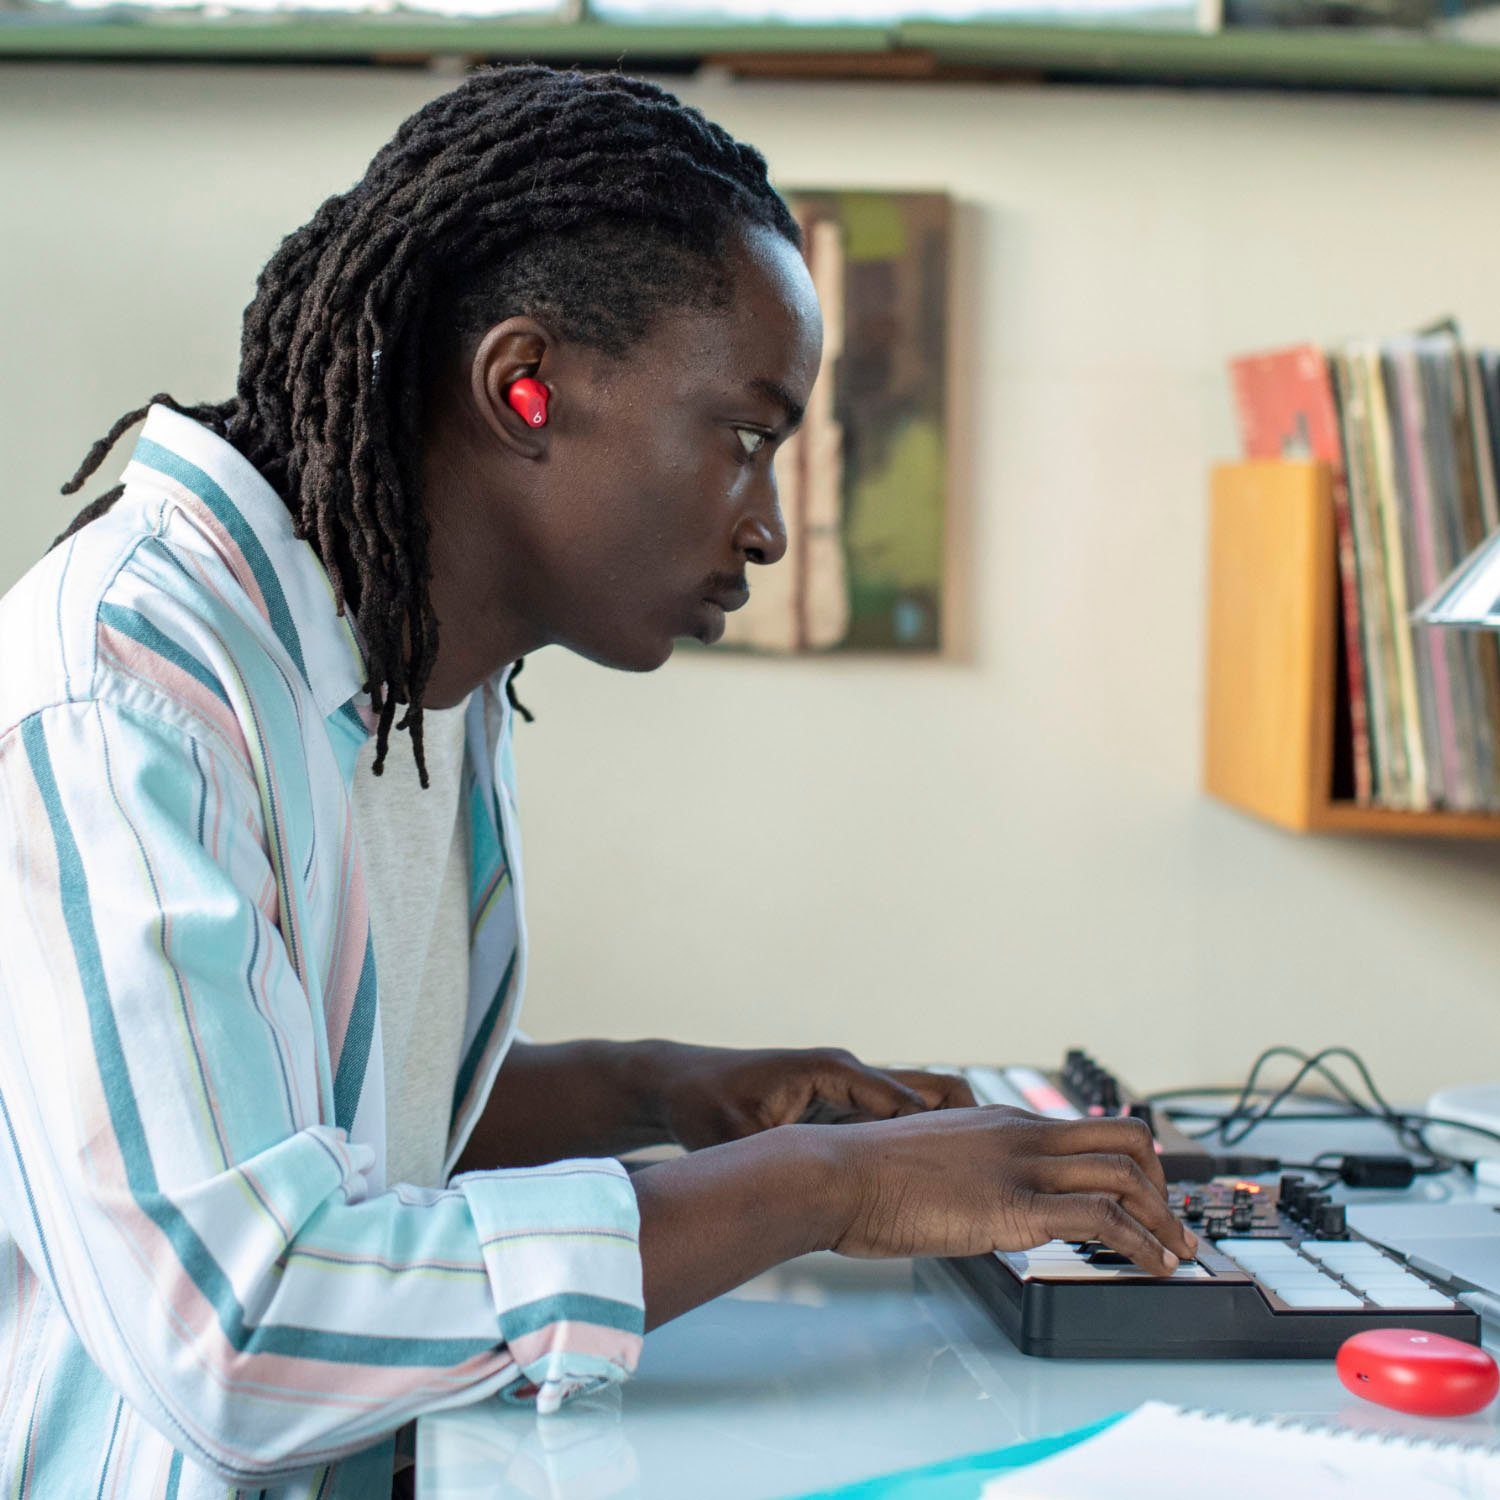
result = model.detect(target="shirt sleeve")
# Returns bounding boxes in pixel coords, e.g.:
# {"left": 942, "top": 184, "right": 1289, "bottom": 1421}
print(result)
{"left": 0, "top": 698, "right": 643, "bottom": 1485}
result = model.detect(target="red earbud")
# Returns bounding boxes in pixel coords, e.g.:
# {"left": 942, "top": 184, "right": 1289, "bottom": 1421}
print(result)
{"left": 506, "top": 377, "right": 549, "bottom": 428}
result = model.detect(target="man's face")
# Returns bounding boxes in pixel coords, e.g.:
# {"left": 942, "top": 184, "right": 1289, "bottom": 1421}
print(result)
{"left": 496, "top": 224, "right": 824, "bottom": 673}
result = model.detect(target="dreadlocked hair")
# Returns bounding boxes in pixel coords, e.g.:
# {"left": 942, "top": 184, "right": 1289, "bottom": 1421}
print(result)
{"left": 55, "top": 63, "right": 801, "bottom": 786}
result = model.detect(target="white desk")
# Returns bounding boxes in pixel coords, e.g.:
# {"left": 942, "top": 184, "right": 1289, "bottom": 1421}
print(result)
{"left": 417, "top": 1111, "right": 1500, "bottom": 1499}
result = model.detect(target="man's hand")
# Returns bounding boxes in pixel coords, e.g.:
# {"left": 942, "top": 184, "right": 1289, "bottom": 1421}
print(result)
{"left": 640, "top": 1042, "right": 976, "bottom": 1150}
{"left": 452, "top": 1039, "right": 973, "bottom": 1173}
{"left": 828, "top": 1108, "right": 1196, "bottom": 1270}
{"left": 633, "top": 1108, "right": 1198, "bottom": 1329}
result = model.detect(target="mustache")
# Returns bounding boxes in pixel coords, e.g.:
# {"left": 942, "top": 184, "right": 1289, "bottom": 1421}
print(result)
{"left": 701, "top": 571, "right": 748, "bottom": 596}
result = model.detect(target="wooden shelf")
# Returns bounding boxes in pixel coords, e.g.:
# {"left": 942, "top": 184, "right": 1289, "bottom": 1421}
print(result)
{"left": 1202, "top": 459, "right": 1500, "bottom": 838}
{"left": 6, "top": 13, "right": 1500, "bottom": 98}
{"left": 0, "top": 18, "right": 890, "bottom": 63}
{"left": 1313, "top": 803, "right": 1500, "bottom": 836}
{"left": 903, "top": 22, "right": 1500, "bottom": 93}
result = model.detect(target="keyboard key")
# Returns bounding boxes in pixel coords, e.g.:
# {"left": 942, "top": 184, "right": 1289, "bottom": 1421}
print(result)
{"left": 1221, "top": 1253, "right": 1299, "bottom": 1274}
{"left": 1218, "top": 1239, "right": 1299, "bottom": 1260}
{"left": 1302, "top": 1254, "right": 1395, "bottom": 1277}
{"left": 1362, "top": 1286, "right": 1457, "bottom": 1310}
{"left": 1339, "top": 1272, "right": 1433, "bottom": 1297}
{"left": 1261, "top": 1272, "right": 1344, "bottom": 1292}
{"left": 1299, "top": 1243, "right": 1392, "bottom": 1268}
{"left": 1273, "top": 1286, "right": 1364, "bottom": 1309}
{"left": 1260, "top": 1270, "right": 1346, "bottom": 1289}
{"left": 1019, "top": 1242, "right": 1088, "bottom": 1260}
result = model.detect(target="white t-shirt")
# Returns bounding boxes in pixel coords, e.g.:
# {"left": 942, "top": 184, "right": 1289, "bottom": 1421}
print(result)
{"left": 349, "top": 701, "right": 471, "bottom": 1189}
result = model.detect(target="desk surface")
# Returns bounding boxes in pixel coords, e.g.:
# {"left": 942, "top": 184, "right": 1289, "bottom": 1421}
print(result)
{"left": 418, "top": 1114, "right": 1500, "bottom": 1500}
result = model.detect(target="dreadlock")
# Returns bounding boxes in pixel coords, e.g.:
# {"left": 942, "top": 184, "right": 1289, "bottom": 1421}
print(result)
{"left": 56, "top": 64, "right": 800, "bottom": 786}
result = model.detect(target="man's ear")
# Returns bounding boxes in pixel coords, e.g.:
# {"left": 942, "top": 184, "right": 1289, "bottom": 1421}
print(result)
{"left": 470, "top": 317, "right": 554, "bottom": 459}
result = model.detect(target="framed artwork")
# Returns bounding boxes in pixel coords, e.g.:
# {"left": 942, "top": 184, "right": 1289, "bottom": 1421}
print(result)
{"left": 719, "top": 189, "right": 950, "bottom": 655}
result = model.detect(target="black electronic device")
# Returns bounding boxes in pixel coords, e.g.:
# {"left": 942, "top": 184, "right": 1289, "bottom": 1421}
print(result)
{"left": 985, "top": 1051, "right": 1242, "bottom": 1181}
{"left": 933, "top": 1053, "right": 1481, "bottom": 1359}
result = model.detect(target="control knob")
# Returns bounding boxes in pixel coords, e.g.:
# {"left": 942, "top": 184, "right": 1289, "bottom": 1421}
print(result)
{"left": 1315, "top": 1203, "right": 1347, "bottom": 1240}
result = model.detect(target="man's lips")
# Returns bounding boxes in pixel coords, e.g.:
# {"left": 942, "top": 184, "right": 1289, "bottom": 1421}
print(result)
{"left": 702, "top": 581, "right": 750, "bottom": 612}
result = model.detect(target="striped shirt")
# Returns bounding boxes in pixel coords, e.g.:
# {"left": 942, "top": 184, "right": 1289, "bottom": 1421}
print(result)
{"left": 0, "top": 405, "right": 643, "bottom": 1497}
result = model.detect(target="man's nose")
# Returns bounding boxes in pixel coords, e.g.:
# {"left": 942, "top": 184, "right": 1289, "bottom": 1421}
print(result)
{"left": 735, "top": 491, "right": 788, "bottom": 568}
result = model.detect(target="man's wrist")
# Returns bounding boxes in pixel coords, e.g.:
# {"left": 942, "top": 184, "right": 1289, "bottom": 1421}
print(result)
{"left": 781, "top": 1123, "right": 857, "bottom": 1254}
{"left": 633, "top": 1121, "right": 856, "bottom": 1329}
{"left": 459, "top": 1039, "right": 691, "bottom": 1169}
{"left": 722, "top": 1122, "right": 854, "bottom": 1257}
{"left": 605, "top": 1038, "right": 685, "bottom": 1145}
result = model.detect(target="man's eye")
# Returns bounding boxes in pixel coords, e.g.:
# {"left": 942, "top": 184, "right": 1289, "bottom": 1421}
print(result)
{"left": 736, "top": 428, "right": 768, "bottom": 457}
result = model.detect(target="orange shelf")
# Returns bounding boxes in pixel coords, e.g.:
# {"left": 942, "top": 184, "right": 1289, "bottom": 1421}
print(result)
{"left": 1203, "top": 459, "right": 1500, "bottom": 838}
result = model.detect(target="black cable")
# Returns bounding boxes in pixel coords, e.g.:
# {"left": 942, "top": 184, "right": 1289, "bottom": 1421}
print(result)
{"left": 1202, "top": 1054, "right": 1365, "bottom": 1146}
{"left": 1305, "top": 1149, "right": 1451, "bottom": 1180}
{"left": 1216, "top": 1047, "right": 1407, "bottom": 1149}
{"left": 1397, "top": 1112, "right": 1500, "bottom": 1152}
{"left": 1150, "top": 1053, "right": 1388, "bottom": 1143}
{"left": 1167, "top": 1105, "right": 1500, "bottom": 1152}
{"left": 1278, "top": 1160, "right": 1343, "bottom": 1183}
{"left": 1149, "top": 1085, "right": 1346, "bottom": 1102}
{"left": 1153, "top": 1048, "right": 1389, "bottom": 1121}
{"left": 1150, "top": 1045, "right": 1497, "bottom": 1177}
{"left": 1169, "top": 1107, "right": 1379, "bottom": 1135}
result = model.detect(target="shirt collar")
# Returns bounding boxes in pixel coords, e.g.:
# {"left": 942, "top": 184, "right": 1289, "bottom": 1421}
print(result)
{"left": 122, "top": 403, "right": 368, "bottom": 721}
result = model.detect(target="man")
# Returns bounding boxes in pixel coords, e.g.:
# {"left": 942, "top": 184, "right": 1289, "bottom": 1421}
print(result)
{"left": 0, "top": 64, "right": 1193, "bottom": 1497}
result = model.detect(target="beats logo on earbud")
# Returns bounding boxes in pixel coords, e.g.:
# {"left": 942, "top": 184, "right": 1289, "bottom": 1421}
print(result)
{"left": 506, "top": 377, "right": 549, "bottom": 428}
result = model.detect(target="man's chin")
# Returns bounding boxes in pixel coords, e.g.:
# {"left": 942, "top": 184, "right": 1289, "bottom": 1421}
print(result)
{"left": 570, "top": 632, "right": 676, "bottom": 674}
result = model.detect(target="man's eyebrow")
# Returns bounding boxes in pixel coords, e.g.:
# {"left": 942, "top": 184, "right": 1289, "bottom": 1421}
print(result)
{"left": 747, "top": 377, "right": 805, "bottom": 431}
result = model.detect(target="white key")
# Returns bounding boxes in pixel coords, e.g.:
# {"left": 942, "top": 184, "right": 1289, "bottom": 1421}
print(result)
{"left": 1300, "top": 1243, "right": 1391, "bottom": 1268}
{"left": 1015, "top": 1240, "right": 1087, "bottom": 1259}
{"left": 1218, "top": 1239, "right": 1298, "bottom": 1260}
{"left": 1362, "top": 1287, "right": 1456, "bottom": 1310}
{"left": 1273, "top": 1286, "right": 1364, "bottom": 1309}
{"left": 1295, "top": 1242, "right": 1336, "bottom": 1261}
{"left": 1261, "top": 1272, "right": 1344, "bottom": 1292}
{"left": 1011, "top": 1260, "right": 1125, "bottom": 1281}
{"left": 1166, "top": 1263, "right": 1213, "bottom": 1280}
{"left": 1260, "top": 1268, "right": 1345, "bottom": 1287}
{"left": 1222, "top": 1252, "right": 1300, "bottom": 1273}
{"left": 1340, "top": 1272, "right": 1434, "bottom": 1297}
{"left": 1324, "top": 1257, "right": 1401, "bottom": 1278}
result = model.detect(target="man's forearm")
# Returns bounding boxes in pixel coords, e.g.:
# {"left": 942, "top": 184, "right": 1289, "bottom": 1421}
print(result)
{"left": 453, "top": 1047, "right": 852, "bottom": 1329}
{"left": 453, "top": 1039, "right": 671, "bottom": 1173}
{"left": 632, "top": 1124, "right": 847, "bottom": 1330}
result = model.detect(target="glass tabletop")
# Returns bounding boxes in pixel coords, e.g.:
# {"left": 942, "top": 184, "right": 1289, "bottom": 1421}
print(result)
{"left": 417, "top": 1239, "right": 1500, "bottom": 1499}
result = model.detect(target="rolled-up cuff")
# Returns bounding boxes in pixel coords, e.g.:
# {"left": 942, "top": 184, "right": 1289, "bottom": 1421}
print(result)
{"left": 454, "top": 1158, "right": 644, "bottom": 1414}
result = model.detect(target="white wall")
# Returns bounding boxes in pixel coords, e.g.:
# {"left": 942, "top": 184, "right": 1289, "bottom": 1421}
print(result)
{"left": 5, "top": 63, "right": 1500, "bottom": 1102}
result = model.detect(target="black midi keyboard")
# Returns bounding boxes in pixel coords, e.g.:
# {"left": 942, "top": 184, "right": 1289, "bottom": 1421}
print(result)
{"left": 927, "top": 1052, "right": 1480, "bottom": 1359}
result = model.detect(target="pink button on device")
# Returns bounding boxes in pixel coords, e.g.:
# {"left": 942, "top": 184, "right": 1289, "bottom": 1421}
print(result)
{"left": 1002, "top": 1067, "right": 1079, "bottom": 1120}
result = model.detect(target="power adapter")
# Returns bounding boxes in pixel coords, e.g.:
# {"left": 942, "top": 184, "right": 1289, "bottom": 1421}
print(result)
{"left": 1333, "top": 1155, "right": 1418, "bottom": 1190}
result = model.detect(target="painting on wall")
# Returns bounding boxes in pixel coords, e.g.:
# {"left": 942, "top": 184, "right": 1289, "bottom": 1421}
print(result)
{"left": 719, "top": 189, "right": 950, "bottom": 656}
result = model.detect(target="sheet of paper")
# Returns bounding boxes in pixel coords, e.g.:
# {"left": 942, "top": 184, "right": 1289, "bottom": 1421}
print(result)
{"left": 981, "top": 1401, "right": 1500, "bottom": 1500}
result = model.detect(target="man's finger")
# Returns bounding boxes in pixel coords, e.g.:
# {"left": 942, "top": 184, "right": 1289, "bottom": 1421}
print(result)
{"left": 1034, "top": 1116, "right": 1169, "bottom": 1199}
{"left": 1040, "top": 1194, "right": 1181, "bottom": 1278}
{"left": 887, "top": 1068, "right": 977, "bottom": 1110}
{"left": 1035, "top": 1153, "right": 1197, "bottom": 1260}
{"left": 829, "top": 1065, "right": 928, "bottom": 1120}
